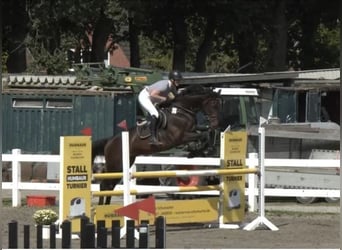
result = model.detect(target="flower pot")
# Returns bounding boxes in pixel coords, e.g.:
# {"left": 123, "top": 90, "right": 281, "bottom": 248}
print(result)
{"left": 42, "top": 225, "right": 51, "bottom": 239}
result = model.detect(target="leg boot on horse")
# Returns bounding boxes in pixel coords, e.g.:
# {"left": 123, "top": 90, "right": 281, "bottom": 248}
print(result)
{"left": 149, "top": 115, "right": 162, "bottom": 145}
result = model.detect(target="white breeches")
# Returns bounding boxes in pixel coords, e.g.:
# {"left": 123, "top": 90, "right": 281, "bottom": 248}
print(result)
{"left": 138, "top": 88, "right": 159, "bottom": 118}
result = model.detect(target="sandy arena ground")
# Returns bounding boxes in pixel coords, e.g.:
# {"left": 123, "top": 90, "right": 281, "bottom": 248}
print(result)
{"left": 1, "top": 195, "right": 340, "bottom": 249}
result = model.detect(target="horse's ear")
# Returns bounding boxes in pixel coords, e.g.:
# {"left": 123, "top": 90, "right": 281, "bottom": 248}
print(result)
{"left": 211, "top": 87, "right": 221, "bottom": 96}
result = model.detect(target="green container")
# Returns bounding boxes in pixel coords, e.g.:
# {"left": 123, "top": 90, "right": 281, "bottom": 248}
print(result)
{"left": 2, "top": 90, "right": 136, "bottom": 153}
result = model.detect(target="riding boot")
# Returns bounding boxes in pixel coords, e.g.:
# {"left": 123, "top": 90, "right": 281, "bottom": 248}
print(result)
{"left": 149, "top": 115, "right": 162, "bottom": 145}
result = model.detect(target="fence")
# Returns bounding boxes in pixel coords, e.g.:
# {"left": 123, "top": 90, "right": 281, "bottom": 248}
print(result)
{"left": 2, "top": 150, "right": 339, "bottom": 210}
{"left": 7, "top": 216, "right": 166, "bottom": 249}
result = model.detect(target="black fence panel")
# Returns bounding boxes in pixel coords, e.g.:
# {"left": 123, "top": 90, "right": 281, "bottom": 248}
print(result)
{"left": 7, "top": 217, "right": 166, "bottom": 249}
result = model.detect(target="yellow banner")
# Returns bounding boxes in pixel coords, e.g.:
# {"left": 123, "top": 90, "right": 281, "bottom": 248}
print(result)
{"left": 95, "top": 198, "right": 219, "bottom": 227}
{"left": 59, "top": 136, "right": 92, "bottom": 233}
{"left": 221, "top": 131, "right": 247, "bottom": 223}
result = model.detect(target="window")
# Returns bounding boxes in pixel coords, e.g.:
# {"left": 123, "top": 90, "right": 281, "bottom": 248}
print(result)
{"left": 220, "top": 97, "right": 241, "bottom": 129}
{"left": 12, "top": 99, "right": 44, "bottom": 108}
{"left": 46, "top": 99, "right": 73, "bottom": 109}
{"left": 12, "top": 98, "right": 73, "bottom": 109}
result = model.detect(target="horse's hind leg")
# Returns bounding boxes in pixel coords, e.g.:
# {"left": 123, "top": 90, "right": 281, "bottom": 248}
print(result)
{"left": 99, "top": 180, "right": 114, "bottom": 205}
{"left": 99, "top": 182, "right": 106, "bottom": 205}
{"left": 99, "top": 196, "right": 104, "bottom": 205}
{"left": 99, "top": 179, "right": 119, "bottom": 205}
{"left": 105, "top": 196, "right": 111, "bottom": 205}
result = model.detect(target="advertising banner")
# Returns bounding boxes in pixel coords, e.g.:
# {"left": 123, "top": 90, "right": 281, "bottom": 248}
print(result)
{"left": 95, "top": 198, "right": 219, "bottom": 228}
{"left": 59, "top": 136, "right": 92, "bottom": 233}
{"left": 221, "top": 131, "right": 247, "bottom": 223}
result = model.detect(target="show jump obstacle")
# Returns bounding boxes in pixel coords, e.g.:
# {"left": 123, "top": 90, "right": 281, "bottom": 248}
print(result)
{"left": 58, "top": 127, "right": 278, "bottom": 237}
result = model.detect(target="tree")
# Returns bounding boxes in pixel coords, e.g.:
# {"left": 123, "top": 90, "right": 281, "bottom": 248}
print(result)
{"left": 3, "top": 0, "right": 29, "bottom": 73}
{"left": 265, "top": 0, "right": 289, "bottom": 71}
{"left": 286, "top": 0, "right": 340, "bottom": 70}
{"left": 2, "top": 0, "right": 340, "bottom": 74}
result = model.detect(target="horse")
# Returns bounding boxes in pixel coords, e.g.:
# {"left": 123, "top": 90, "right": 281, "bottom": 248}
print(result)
{"left": 92, "top": 86, "right": 222, "bottom": 205}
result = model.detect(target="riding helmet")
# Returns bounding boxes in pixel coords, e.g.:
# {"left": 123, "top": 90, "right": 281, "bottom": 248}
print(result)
{"left": 169, "top": 70, "right": 183, "bottom": 81}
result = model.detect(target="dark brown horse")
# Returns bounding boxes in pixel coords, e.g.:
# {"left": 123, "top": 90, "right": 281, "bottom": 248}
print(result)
{"left": 92, "top": 86, "right": 222, "bottom": 204}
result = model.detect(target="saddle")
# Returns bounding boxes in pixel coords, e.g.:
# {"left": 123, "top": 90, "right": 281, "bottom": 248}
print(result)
{"left": 136, "top": 110, "right": 167, "bottom": 139}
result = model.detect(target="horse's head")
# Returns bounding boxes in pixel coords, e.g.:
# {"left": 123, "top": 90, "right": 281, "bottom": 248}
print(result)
{"left": 201, "top": 90, "right": 221, "bottom": 129}
{"left": 173, "top": 86, "right": 221, "bottom": 129}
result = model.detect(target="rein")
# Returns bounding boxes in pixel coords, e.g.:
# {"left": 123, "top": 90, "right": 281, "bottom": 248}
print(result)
{"left": 171, "top": 104, "right": 195, "bottom": 116}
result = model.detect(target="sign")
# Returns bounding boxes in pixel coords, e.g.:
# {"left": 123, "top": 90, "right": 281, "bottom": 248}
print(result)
{"left": 221, "top": 131, "right": 247, "bottom": 223}
{"left": 114, "top": 196, "right": 156, "bottom": 221}
{"left": 95, "top": 198, "right": 219, "bottom": 228}
{"left": 59, "top": 136, "right": 92, "bottom": 233}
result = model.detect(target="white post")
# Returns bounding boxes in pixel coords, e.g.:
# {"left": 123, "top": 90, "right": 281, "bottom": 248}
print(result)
{"left": 122, "top": 131, "right": 131, "bottom": 207}
{"left": 258, "top": 127, "right": 266, "bottom": 218}
{"left": 121, "top": 131, "right": 139, "bottom": 239}
{"left": 130, "top": 163, "right": 137, "bottom": 204}
{"left": 243, "top": 127, "right": 278, "bottom": 231}
{"left": 247, "top": 153, "right": 258, "bottom": 212}
{"left": 12, "top": 149, "right": 22, "bottom": 207}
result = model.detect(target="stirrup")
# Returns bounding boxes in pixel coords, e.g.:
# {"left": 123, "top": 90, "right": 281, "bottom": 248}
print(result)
{"left": 149, "top": 137, "right": 162, "bottom": 145}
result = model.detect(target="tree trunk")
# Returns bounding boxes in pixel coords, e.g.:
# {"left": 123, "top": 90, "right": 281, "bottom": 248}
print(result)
{"left": 171, "top": 13, "right": 187, "bottom": 71}
{"left": 194, "top": 16, "right": 216, "bottom": 72}
{"left": 91, "top": 10, "right": 113, "bottom": 63}
{"left": 267, "top": 0, "right": 288, "bottom": 71}
{"left": 235, "top": 30, "right": 257, "bottom": 73}
{"left": 6, "top": 0, "right": 29, "bottom": 73}
{"left": 300, "top": 8, "right": 319, "bottom": 70}
{"left": 129, "top": 15, "right": 140, "bottom": 68}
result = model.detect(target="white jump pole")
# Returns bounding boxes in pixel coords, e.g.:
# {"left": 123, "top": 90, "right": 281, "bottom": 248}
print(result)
{"left": 122, "top": 131, "right": 133, "bottom": 207}
{"left": 121, "top": 131, "right": 139, "bottom": 239}
{"left": 243, "top": 126, "right": 278, "bottom": 231}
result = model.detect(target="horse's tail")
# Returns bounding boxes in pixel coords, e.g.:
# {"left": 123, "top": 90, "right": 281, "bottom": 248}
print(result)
{"left": 91, "top": 137, "right": 110, "bottom": 163}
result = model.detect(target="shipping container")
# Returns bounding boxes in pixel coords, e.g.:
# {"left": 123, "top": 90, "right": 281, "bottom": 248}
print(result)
{"left": 2, "top": 75, "right": 137, "bottom": 154}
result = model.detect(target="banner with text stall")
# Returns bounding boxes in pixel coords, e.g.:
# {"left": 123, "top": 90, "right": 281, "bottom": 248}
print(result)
{"left": 220, "top": 131, "right": 247, "bottom": 224}
{"left": 60, "top": 136, "right": 92, "bottom": 233}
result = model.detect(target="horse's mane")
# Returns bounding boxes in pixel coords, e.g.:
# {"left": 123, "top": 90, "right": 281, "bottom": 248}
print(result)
{"left": 176, "top": 85, "right": 219, "bottom": 99}
{"left": 159, "top": 85, "right": 219, "bottom": 109}
{"left": 178, "top": 85, "right": 208, "bottom": 96}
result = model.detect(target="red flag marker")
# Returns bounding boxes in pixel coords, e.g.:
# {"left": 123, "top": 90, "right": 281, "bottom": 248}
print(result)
{"left": 117, "top": 120, "right": 128, "bottom": 130}
{"left": 115, "top": 202, "right": 140, "bottom": 220}
{"left": 81, "top": 127, "right": 92, "bottom": 135}
{"left": 114, "top": 196, "right": 156, "bottom": 221}
{"left": 137, "top": 196, "right": 156, "bottom": 215}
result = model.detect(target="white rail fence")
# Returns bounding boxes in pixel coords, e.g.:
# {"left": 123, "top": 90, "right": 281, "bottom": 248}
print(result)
{"left": 2, "top": 149, "right": 340, "bottom": 209}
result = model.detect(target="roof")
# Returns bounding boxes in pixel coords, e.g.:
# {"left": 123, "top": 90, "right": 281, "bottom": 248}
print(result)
{"left": 3, "top": 74, "right": 80, "bottom": 88}
{"left": 182, "top": 68, "right": 340, "bottom": 86}
{"left": 109, "top": 44, "right": 130, "bottom": 68}
{"left": 2, "top": 68, "right": 340, "bottom": 91}
{"left": 296, "top": 68, "right": 340, "bottom": 80}
{"left": 1, "top": 73, "right": 133, "bottom": 93}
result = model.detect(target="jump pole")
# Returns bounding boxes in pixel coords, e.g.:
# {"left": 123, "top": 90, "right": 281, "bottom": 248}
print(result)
{"left": 117, "top": 131, "right": 254, "bottom": 230}
{"left": 121, "top": 131, "right": 139, "bottom": 239}
{"left": 243, "top": 126, "right": 278, "bottom": 231}
{"left": 93, "top": 168, "right": 258, "bottom": 179}
{"left": 96, "top": 130, "right": 271, "bottom": 231}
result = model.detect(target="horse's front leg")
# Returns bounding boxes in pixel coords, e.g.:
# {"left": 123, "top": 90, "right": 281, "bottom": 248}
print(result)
{"left": 182, "top": 131, "right": 211, "bottom": 156}
{"left": 182, "top": 131, "right": 204, "bottom": 142}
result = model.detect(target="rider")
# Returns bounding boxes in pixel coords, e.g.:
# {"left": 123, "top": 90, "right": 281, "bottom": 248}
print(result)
{"left": 138, "top": 70, "right": 183, "bottom": 145}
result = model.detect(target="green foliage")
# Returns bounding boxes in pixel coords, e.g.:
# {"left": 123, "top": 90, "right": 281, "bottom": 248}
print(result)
{"left": 2, "top": 0, "right": 340, "bottom": 74}
{"left": 27, "top": 47, "right": 70, "bottom": 75}
{"left": 140, "top": 36, "right": 173, "bottom": 71}
{"left": 314, "top": 24, "right": 340, "bottom": 68}
{"left": 2, "top": 52, "right": 8, "bottom": 72}
{"left": 205, "top": 50, "right": 239, "bottom": 73}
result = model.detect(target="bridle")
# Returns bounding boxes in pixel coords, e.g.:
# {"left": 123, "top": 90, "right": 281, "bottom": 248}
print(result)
{"left": 168, "top": 95, "right": 221, "bottom": 129}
